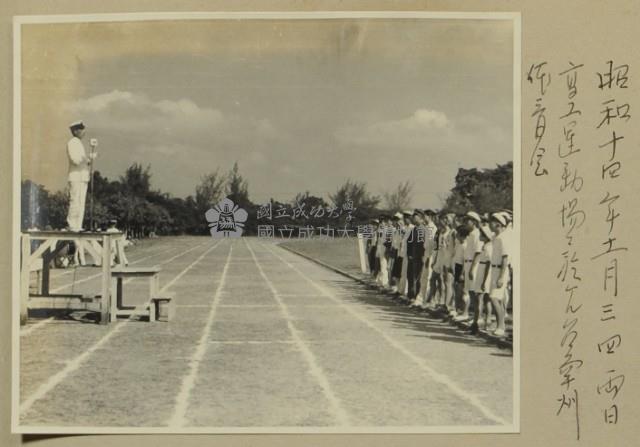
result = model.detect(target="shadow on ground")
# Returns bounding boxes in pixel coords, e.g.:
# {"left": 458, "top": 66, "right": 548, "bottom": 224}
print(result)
{"left": 317, "top": 277, "right": 502, "bottom": 349}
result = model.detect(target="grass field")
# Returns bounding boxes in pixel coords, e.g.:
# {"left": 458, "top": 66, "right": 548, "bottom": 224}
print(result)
{"left": 279, "top": 237, "right": 362, "bottom": 276}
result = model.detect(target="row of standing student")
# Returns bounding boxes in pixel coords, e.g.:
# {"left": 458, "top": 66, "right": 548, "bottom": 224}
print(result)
{"left": 366, "top": 209, "right": 513, "bottom": 337}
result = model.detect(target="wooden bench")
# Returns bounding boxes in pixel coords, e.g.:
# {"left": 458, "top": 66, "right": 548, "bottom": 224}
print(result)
{"left": 111, "top": 266, "right": 161, "bottom": 322}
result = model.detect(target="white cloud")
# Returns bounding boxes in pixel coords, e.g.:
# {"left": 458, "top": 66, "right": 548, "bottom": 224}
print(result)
{"left": 334, "top": 108, "right": 453, "bottom": 147}
{"left": 334, "top": 108, "right": 510, "bottom": 164}
{"left": 65, "top": 90, "right": 228, "bottom": 136}
{"left": 409, "top": 109, "right": 451, "bottom": 129}
{"left": 64, "top": 89, "right": 282, "bottom": 154}
{"left": 62, "top": 90, "right": 285, "bottom": 196}
{"left": 327, "top": 109, "right": 512, "bottom": 209}
{"left": 67, "top": 90, "right": 135, "bottom": 113}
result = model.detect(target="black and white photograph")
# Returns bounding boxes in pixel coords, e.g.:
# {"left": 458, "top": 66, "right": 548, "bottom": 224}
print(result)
{"left": 13, "top": 11, "right": 520, "bottom": 433}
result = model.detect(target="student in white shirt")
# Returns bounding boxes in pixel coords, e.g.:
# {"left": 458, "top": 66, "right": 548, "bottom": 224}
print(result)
{"left": 451, "top": 225, "right": 468, "bottom": 319}
{"left": 488, "top": 213, "right": 512, "bottom": 337}
{"left": 472, "top": 224, "right": 493, "bottom": 332}
{"left": 455, "top": 211, "right": 482, "bottom": 322}
{"left": 426, "top": 214, "right": 441, "bottom": 307}
{"left": 398, "top": 211, "right": 414, "bottom": 299}
{"left": 417, "top": 210, "right": 438, "bottom": 308}
{"left": 439, "top": 213, "right": 456, "bottom": 316}
{"left": 495, "top": 210, "right": 514, "bottom": 317}
{"left": 367, "top": 219, "right": 379, "bottom": 278}
{"left": 376, "top": 216, "right": 390, "bottom": 288}
{"left": 413, "top": 210, "right": 431, "bottom": 308}
{"left": 389, "top": 213, "right": 404, "bottom": 293}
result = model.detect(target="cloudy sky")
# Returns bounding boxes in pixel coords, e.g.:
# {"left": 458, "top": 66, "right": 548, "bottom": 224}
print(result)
{"left": 21, "top": 17, "right": 514, "bottom": 208}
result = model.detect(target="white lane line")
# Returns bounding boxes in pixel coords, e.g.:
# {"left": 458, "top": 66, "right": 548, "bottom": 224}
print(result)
{"left": 281, "top": 304, "right": 340, "bottom": 309}
{"left": 208, "top": 340, "right": 371, "bottom": 345}
{"left": 208, "top": 340, "right": 296, "bottom": 345}
{"left": 245, "top": 239, "right": 352, "bottom": 427}
{"left": 21, "top": 242, "right": 202, "bottom": 337}
{"left": 177, "top": 304, "right": 338, "bottom": 310}
{"left": 264, "top": 242, "right": 508, "bottom": 426}
{"left": 278, "top": 293, "right": 327, "bottom": 297}
{"left": 167, "top": 243, "right": 233, "bottom": 428}
{"left": 175, "top": 304, "right": 212, "bottom": 308}
{"left": 19, "top": 317, "right": 55, "bottom": 337}
{"left": 218, "top": 304, "right": 277, "bottom": 308}
{"left": 20, "top": 240, "right": 222, "bottom": 418}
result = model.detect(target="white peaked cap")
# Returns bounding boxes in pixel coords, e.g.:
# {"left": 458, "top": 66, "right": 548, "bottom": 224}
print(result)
{"left": 69, "top": 120, "right": 85, "bottom": 129}
{"left": 465, "top": 211, "right": 482, "bottom": 223}
{"left": 491, "top": 212, "right": 508, "bottom": 227}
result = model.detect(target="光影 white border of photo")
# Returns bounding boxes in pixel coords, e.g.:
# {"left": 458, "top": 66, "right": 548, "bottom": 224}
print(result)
{"left": 12, "top": 10, "right": 521, "bottom": 435}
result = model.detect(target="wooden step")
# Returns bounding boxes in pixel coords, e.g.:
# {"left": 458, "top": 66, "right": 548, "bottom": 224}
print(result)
{"left": 151, "top": 296, "right": 174, "bottom": 322}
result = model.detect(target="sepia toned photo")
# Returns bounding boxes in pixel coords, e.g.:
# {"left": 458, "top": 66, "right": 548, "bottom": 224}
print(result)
{"left": 13, "top": 12, "right": 520, "bottom": 433}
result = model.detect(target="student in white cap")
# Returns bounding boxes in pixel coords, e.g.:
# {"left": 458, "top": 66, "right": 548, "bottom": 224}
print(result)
{"left": 376, "top": 215, "right": 391, "bottom": 288}
{"left": 419, "top": 209, "right": 439, "bottom": 308}
{"left": 66, "top": 121, "right": 96, "bottom": 231}
{"left": 368, "top": 218, "right": 380, "bottom": 279}
{"left": 398, "top": 210, "right": 414, "bottom": 299}
{"left": 497, "top": 210, "right": 514, "bottom": 314}
{"left": 451, "top": 224, "right": 469, "bottom": 318}
{"left": 407, "top": 209, "right": 426, "bottom": 303}
{"left": 455, "top": 210, "right": 482, "bottom": 322}
{"left": 488, "top": 212, "right": 511, "bottom": 336}
{"left": 471, "top": 223, "right": 494, "bottom": 333}
{"left": 438, "top": 213, "right": 456, "bottom": 316}
{"left": 429, "top": 214, "right": 444, "bottom": 307}
{"left": 389, "top": 212, "right": 404, "bottom": 293}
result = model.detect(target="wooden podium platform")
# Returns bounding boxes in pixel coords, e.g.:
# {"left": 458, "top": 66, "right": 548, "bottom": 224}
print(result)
{"left": 20, "top": 230, "right": 126, "bottom": 325}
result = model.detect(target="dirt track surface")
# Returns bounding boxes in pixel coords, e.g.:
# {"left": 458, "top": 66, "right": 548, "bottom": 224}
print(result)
{"left": 19, "top": 236, "right": 513, "bottom": 429}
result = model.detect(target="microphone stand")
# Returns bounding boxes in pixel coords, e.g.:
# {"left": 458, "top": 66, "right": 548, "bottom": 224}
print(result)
{"left": 88, "top": 140, "right": 98, "bottom": 231}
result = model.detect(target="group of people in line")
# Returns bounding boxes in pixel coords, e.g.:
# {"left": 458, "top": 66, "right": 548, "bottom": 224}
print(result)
{"left": 364, "top": 209, "right": 514, "bottom": 337}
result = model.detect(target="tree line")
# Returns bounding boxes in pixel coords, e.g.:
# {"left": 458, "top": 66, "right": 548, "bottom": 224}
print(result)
{"left": 21, "top": 161, "right": 512, "bottom": 237}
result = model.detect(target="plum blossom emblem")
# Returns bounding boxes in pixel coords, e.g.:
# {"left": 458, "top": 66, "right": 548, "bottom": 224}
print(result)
{"left": 205, "top": 197, "right": 248, "bottom": 238}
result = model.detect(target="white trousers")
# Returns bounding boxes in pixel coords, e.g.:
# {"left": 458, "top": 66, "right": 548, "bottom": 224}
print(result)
{"left": 399, "top": 255, "right": 408, "bottom": 296}
{"left": 416, "top": 257, "right": 433, "bottom": 305}
{"left": 67, "top": 180, "right": 88, "bottom": 230}
{"left": 377, "top": 255, "right": 389, "bottom": 287}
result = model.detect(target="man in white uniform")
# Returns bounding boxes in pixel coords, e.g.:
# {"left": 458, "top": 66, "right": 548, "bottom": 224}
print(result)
{"left": 66, "top": 121, "right": 95, "bottom": 231}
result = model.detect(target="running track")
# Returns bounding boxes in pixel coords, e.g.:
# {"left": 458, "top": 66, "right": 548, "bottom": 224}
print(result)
{"left": 18, "top": 236, "right": 514, "bottom": 430}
